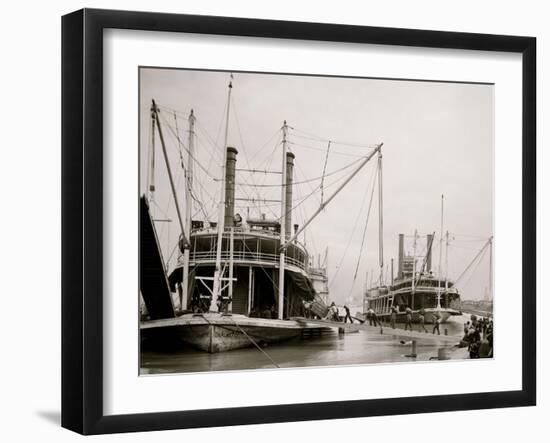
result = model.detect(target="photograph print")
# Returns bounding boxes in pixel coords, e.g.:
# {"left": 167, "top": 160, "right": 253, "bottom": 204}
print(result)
{"left": 139, "top": 67, "right": 494, "bottom": 375}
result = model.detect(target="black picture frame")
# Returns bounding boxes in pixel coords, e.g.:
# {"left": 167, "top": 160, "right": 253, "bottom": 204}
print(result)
{"left": 61, "top": 8, "right": 536, "bottom": 435}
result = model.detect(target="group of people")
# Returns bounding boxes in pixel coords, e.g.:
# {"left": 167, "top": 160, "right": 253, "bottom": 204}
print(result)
{"left": 317, "top": 302, "right": 355, "bottom": 323}
{"left": 365, "top": 305, "right": 443, "bottom": 334}
{"left": 461, "top": 314, "right": 493, "bottom": 358}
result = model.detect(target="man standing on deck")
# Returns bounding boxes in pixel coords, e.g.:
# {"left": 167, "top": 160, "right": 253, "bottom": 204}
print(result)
{"left": 302, "top": 300, "right": 312, "bottom": 319}
{"left": 390, "top": 305, "right": 398, "bottom": 329}
{"left": 404, "top": 306, "right": 413, "bottom": 331}
{"left": 432, "top": 311, "right": 441, "bottom": 335}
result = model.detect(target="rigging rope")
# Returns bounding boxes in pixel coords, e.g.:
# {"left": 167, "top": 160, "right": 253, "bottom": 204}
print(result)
{"left": 457, "top": 245, "right": 489, "bottom": 291}
{"left": 344, "top": 165, "right": 378, "bottom": 299}
{"left": 231, "top": 156, "right": 364, "bottom": 188}
{"left": 159, "top": 113, "right": 218, "bottom": 181}
{"left": 328, "top": 164, "right": 377, "bottom": 289}
{"left": 352, "top": 165, "right": 379, "bottom": 282}
{"left": 289, "top": 126, "right": 378, "bottom": 149}
{"left": 453, "top": 238, "right": 492, "bottom": 286}
{"left": 159, "top": 113, "right": 215, "bottom": 222}
{"left": 229, "top": 318, "right": 281, "bottom": 368}
{"left": 273, "top": 168, "right": 358, "bottom": 225}
{"left": 320, "top": 141, "right": 331, "bottom": 205}
{"left": 231, "top": 98, "right": 267, "bottom": 216}
{"left": 288, "top": 140, "right": 366, "bottom": 158}
{"left": 248, "top": 128, "right": 284, "bottom": 164}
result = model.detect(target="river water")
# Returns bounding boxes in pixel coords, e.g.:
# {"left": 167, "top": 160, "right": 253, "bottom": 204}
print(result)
{"left": 140, "top": 315, "right": 472, "bottom": 375}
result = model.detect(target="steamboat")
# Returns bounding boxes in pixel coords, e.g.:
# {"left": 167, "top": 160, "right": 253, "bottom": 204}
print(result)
{"left": 364, "top": 233, "right": 462, "bottom": 324}
{"left": 362, "top": 193, "right": 493, "bottom": 324}
{"left": 140, "top": 75, "right": 382, "bottom": 352}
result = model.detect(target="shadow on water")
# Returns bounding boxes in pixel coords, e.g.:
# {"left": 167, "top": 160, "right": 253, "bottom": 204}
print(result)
{"left": 141, "top": 316, "right": 471, "bottom": 375}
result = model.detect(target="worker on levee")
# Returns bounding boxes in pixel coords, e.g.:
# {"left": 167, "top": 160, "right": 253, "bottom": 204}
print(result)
{"left": 404, "top": 306, "right": 413, "bottom": 331}
{"left": 418, "top": 308, "right": 428, "bottom": 333}
{"left": 324, "top": 302, "right": 339, "bottom": 321}
{"left": 367, "top": 308, "right": 381, "bottom": 327}
{"left": 343, "top": 305, "right": 354, "bottom": 324}
{"left": 432, "top": 311, "right": 442, "bottom": 335}
{"left": 390, "top": 305, "right": 398, "bottom": 329}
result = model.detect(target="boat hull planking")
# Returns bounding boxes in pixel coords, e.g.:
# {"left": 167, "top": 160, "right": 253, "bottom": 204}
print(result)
{"left": 141, "top": 313, "right": 327, "bottom": 353}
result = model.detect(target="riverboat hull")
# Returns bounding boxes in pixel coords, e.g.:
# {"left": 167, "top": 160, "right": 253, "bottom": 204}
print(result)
{"left": 141, "top": 313, "right": 328, "bottom": 353}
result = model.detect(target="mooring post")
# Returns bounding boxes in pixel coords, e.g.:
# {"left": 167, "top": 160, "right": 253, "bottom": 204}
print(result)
{"left": 405, "top": 340, "right": 417, "bottom": 358}
{"left": 444, "top": 328, "right": 448, "bottom": 336}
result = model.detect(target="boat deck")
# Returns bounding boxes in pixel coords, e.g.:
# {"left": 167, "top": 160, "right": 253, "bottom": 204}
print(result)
{"left": 142, "top": 313, "right": 460, "bottom": 344}
{"left": 292, "top": 318, "right": 461, "bottom": 344}
{"left": 141, "top": 313, "right": 329, "bottom": 331}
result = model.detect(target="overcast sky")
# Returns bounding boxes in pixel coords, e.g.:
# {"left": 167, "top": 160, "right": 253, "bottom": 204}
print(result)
{"left": 140, "top": 68, "right": 494, "bottom": 304}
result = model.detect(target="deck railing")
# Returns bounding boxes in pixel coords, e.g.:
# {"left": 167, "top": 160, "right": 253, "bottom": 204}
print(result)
{"left": 189, "top": 250, "right": 307, "bottom": 271}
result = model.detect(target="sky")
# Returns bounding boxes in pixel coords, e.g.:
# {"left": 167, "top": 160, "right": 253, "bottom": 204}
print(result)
{"left": 139, "top": 68, "right": 494, "bottom": 304}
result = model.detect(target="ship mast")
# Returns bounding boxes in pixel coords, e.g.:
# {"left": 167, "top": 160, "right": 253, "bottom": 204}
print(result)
{"left": 148, "top": 104, "right": 156, "bottom": 203}
{"left": 150, "top": 100, "right": 189, "bottom": 250}
{"left": 377, "top": 147, "right": 384, "bottom": 287}
{"left": 278, "top": 121, "right": 288, "bottom": 320}
{"left": 437, "top": 194, "right": 444, "bottom": 309}
{"left": 444, "top": 230, "right": 449, "bottom": 293}
{"left": 412, "top": 229, "right": 418, "bottom": 294}
{"left": 212, "top": 76, "right": 233, "bottom": 308}
{"left": 181, "top": 109, "right": 195, "bottom": 311}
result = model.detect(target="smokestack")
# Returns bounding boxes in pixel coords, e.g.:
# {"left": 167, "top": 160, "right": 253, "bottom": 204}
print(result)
{"left": 224, "top": 147, "right": 238, "bottom": 227}
{"left": 426, "top": 233, "right": 433, "bottom": 272}
{"left": 284, "top": 152, "right": 295, "bottom": 240}
{"left": 398, "top": 233, "right": 404, "bottom": 279}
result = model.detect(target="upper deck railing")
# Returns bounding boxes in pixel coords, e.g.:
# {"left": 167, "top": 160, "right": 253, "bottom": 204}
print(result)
{"left": 189, "top": 249, "right": 307, "bottom": 271}
{"left": 180, "top": 228, "right": 311, "bottom": 272}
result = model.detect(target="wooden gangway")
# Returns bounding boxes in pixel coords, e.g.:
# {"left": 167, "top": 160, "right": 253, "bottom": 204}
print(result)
{"left": 293, "top": 318, "right": 461, "bottom": 344}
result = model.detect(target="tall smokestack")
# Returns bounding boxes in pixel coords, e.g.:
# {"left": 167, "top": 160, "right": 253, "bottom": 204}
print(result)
{"left": 224, "top": 147, "right": 238, "bottom": 227}
{"left": 426, "top": 233, "right": 434, "bottom": 272}
{"left": 398, "top": 233, "right": 404, "bottom": 279}
{"left": 284, "top": 152, "right": 295, "bottom": 240}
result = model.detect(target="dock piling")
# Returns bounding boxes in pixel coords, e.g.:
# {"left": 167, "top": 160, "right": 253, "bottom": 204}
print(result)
{"left": 405, "top": 340, "right": 417, "bottom": 358}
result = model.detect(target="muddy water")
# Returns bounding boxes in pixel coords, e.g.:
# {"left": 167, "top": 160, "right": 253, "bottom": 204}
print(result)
{"left": 140, "top": 315, "right": 472, "bottom": 375}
